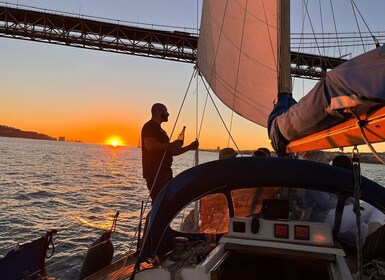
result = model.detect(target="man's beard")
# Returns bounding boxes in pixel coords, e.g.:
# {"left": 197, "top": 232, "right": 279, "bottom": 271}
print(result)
{"left": 161, "top": 112, "right": 168, "bottom": 122}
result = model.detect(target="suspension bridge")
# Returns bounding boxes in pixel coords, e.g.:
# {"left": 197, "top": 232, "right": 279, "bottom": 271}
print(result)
{"left": 0, "top": 4, "right": 347, "bottom": 79}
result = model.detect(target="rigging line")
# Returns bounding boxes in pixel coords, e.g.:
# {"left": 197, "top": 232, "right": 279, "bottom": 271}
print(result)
{"left": 292, "top": 0, "right": 308, "bottom": 93}
{"left": 261, "top": 0, "right": 278, "bottom": 77}
{"left": 169, "top": 67, "right": 197, "bottom": 139}
{"left": 127, "top": 67, "right": 198, "bottom": 266}
{"left": 228, "top": 0, "right": 250, "bottom": 147}
{"left": 349, "top": 108, "right": 385, "bottom": 165}
{"left": 196, "top": 0, "right": 200, "bottom": 36}
{"left": 292, "top": 31, "right": 385, "bottom": 37}
{"left": 148, "top": 67, "right": 196, "bottom": 199}
{"left": 301, "top": 0, "right": 325, "bottom": 60}
{"left": 195, "top": 70, "right": 199, "bottom": 140}
{"left": 201, "top": 76, "right": 242, "bottom": 155}
{"left": 349, "top": 0, "right": 366, "bottom": 53}
{"left": 206, "top": 0, "right": 230, "bottom": 83}
{"left": 351, "top": 146, "right": 363, "bottom": 278}
{"left": 294, "top": 42, "right": 380, "bottom": 50}
{"left": 187, "top": 72, "right": 206, "bottom": 141}
{"left": 195, "top": 68, "right": 200, "bottom": 166}
{"left": 227, "top": 112, "right": 233, "bottom": 148}
{"left": 319, "top": 0, "right": 325, "bottom": 56}
{"left": 197, "top": 81, "right": 210, "bottom": 141}
{"left": 294, "top": 42, "right": 379, "bottom": 50}
{"left": 195, "top": 0, "right": 199, "bottom": 146}
{"left": 292, "top": 36, "right": 385, "bottom": 44}
{"left": 201, "top": 1, "right": 278, "bottom": 73}
{"left": 204, "top": 0, "right": 231, "bottom": 145}
{"left": 208, "top": 69, "right": 273, "bottom": 112}
{"left": 350, "top": 0, "right": 381, "bottom": 47}
{"left": 358, "top": 125, "right": 385, "bottom": 165}
{"left": 193, "top": 0, "right": 200, "bottom": 172}
{"left": 328, "top": 0, "right": 342, "bottom": 58}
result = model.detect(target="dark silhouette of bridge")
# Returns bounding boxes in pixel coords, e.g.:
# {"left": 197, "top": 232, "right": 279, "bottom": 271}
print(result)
{"left": 0, "top": 5, "right": 345, "bottom": 79}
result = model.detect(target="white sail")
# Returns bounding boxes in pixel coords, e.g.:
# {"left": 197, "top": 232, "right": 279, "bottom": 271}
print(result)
{"left": 197, "top": 0, "right": 278, "bottom": 127}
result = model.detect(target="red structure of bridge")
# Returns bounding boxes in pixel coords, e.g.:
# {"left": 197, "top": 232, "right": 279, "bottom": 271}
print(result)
{"left": 0, "top": 5, "right": 345, "bottom": 79}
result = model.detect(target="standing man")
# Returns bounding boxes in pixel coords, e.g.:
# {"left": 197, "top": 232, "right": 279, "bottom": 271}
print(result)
{"left": 141, "top": 103, "right": 199, "bottom": 200}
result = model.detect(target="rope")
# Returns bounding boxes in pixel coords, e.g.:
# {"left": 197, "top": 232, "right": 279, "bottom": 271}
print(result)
{"left": 24, "top": 230, "right": 58, "bottom": 279}
{"left": 200, "top": 76, "right": 242, "bottom": 156}
{"left": 352, "top": 147, "right": 363, "bottom": 279}
{"left": 357, "top": 124, "right": 385, "bottom": 165}
{"left": 45, "top": 230, "right": 57, "bottom": 259}
{"left": 350, "top": 108, "right": 385, "bottom": 165}
{"left": 144, "top": 67, "right": 197, "bottom": 214}
{"left": 363, "top": 259, "right": 385, "bottom": 279}
{"left": 350, "top": 0, "right": 381, "bottom": 48}
{"left": 197, "top": 75, "right": 209, "bottom": 141}
{"left": 301, "top": 0, "right": 335, "bottom": 58}
{"left": 110, "top": 211, "right": 120, "bottom": 232}
{"left": 130, "top": 68, "right": 199, "bottom": 276}
{"left": 166, "top": 240, "right": 210, "bottom": 280}
{"left": 227, "top": 0, "right": 249, "bottom": 147}
{"left": 349, "top": 0, "right": 366, "bottom": 52}
{"left": 328, "top": 0, "right": 342, "bottom": 58}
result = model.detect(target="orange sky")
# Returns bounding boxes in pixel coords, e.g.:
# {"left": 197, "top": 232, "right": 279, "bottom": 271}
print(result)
{"left": 0, "top": 37, "right": 270, "bottom": 149}
{"left": 2, "top": 34, "right": 385, "bottom": 152}
{"left": 1, "top": 0, "right": 385, "bottom": 153}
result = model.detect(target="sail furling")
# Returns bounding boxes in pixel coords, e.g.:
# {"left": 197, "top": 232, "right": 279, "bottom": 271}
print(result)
{"left": 197, "top": 0, "right": 279, "bottom": 128}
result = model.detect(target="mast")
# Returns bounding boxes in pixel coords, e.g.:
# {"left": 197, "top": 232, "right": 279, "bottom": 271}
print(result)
{"left": 278, "top": 0, "right": 291, "bottom": 94}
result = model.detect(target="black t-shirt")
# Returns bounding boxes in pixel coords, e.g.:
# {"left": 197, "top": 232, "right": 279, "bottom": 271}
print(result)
{"left": 141, "top": 120, "right": 173, "bottom": 179}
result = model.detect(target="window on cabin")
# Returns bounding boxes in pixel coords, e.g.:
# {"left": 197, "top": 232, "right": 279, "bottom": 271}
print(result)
{"left": 231, "top": 187, "right": 280, "bottom": 217}
{"left": 169, "top": 184, "right": 385, "bottom": 261}
{"left": 170, "top": 193, "right": 229, "bottom": 234}
{"left": 200, "top": 193, "right": 229, "bottom": 233}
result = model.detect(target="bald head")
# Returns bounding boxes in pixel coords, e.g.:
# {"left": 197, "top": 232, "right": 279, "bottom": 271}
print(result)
{"left": 151, "top": 103, "right": 169, "bottom": 123}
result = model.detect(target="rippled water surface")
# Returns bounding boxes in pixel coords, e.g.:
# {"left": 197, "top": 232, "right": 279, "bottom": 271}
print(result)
{"left": 0, "top": 137, "right": 216, "bottom": 279}
{"left": 0, "top": 137, "right": 384, "bottom": 279}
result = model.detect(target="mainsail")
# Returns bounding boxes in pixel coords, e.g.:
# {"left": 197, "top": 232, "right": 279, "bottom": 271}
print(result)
{"left": 197, "top": 0, "right": 278, "bottom": 127}
{"left": 198, "top": 0, "right": 385, "bottom": 153}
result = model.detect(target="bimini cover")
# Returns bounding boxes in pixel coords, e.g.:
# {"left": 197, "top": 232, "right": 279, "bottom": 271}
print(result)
{"left": 137, "top": 157, "right": 385, "bottom": 261}
{"left": 269, "top": 46, "right": 385, "bottom": 153}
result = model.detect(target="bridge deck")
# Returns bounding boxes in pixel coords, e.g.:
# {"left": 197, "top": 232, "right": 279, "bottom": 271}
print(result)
{"left": 0, "top": 5, "right": 346, "bottom": 78}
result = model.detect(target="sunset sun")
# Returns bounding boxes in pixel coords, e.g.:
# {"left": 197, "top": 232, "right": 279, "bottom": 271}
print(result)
{"left": 111, "top": 140, "right": 119, "bottom": 147}
{"left": 106, "top": 136, "right": 124, "bottom": 147}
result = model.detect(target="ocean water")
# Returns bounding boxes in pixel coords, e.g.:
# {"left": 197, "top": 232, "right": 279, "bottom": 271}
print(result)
{"left": 0, "top": 137, "right": 216, "bottom": 279}
{"left": 0, "top": 137, "right": 384, "bottom": 279}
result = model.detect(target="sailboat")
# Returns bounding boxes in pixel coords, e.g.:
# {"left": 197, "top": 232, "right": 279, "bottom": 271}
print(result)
{"left": 79, "top": 1, "right": 385, "bottom": 280}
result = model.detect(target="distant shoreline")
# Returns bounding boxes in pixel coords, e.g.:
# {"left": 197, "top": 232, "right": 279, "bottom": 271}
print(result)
{"left": 0, "top": 125, "right": 55, "bottom": 141}
{"left": 1, "top": 128, "right": 383, "bottom": 164}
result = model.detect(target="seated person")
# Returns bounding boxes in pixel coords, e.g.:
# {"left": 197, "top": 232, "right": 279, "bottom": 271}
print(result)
{"left": 303, "top": 152, "right": 385, "bottom": 245}
{"left": 252, "top": 147, "right": 271, "bottom": 157}
{"left": 301, "top": 151, "right": 337, "bottom": 222}
{"left": 325, "top": 155, "right": 385, "bottom": 243}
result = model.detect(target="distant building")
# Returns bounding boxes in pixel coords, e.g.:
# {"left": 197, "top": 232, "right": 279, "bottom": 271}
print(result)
{"left": 58, "top": 136, "right": 65, "bottom": 141}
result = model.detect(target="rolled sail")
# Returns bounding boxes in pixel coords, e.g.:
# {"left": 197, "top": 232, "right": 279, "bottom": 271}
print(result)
{"left": 269, "top": 46, "right": 385, "bottom": 154}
